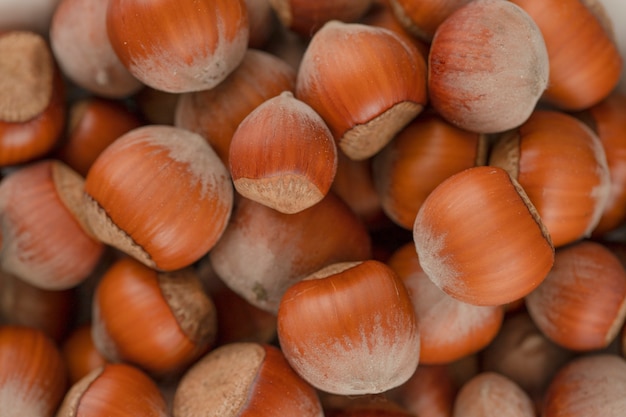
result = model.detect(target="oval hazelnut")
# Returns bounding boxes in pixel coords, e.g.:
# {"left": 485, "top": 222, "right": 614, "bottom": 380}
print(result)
{"left": 83, "top": 125, "right": 233, "bottom": 271}
{"left": 428, "top": 0, "right": 549, "bottom": 133}
{"left": 490, "top": 110, "right": 611, "bottom": 248}
{"left": 277, "top": 260, "right": 420, "bottom": 395}
{"left": 413, "top": 166, "right": 554, "bottom": 306}
{"left": 296, "top": 20, "right": 427, "bottom": 160}
{"left": 106, "top": 0, "right": 249, "bottom": 93}
{"left": 91, "top": 256, "right": 217, "bottom": 377}
{"left": 229, "top": 91, "right": 337, "bottom": 214}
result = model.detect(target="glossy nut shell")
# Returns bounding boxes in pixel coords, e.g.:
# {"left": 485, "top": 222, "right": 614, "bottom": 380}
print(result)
{"left": 413, "top": 166, "right": 554, "bottom": 306}
{"left": 296, "top": 20, "right": 427, "bottom": 160}
{"left": 91, "top": 256, "right": 217, "bottom": 376}
{"left": 106, "top": 0, "right": 249, "bottom": 93}
{"left": 83, "top": 125, "right": 233, "bottom": 271}
{"left": 229, "top": 91, "right": 337, "bottom": 214}
{"left": 490, "top": 110, "right": 611, "bottom": 248}
{"left": 277, "top": 260, "right": 420, "bottom": 395}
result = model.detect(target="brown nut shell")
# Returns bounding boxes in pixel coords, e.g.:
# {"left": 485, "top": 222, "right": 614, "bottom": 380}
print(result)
{"left": 50, "top": 0, "right": 143, "bottom": 98}
{"left": 373, "top": 112, "right": 487, "bottom": 229}
{"left": 428, "top": 0, "right": 548, "bottom": 133}
{"left": 0, "top": 325, "right": 68, "bottom": 416}
{"left": 413, "top": 166, "right": 554, "bottom": 306}
{"left": 525, "top": 240, "right": 626, "bottom": 351}
{"left": 0, "top": 270, "right": 75, "bottom": 342}
{"left": 577, "top": 93, "right": 626, "bottom": 237}
{"left": 388, "top": 0, "right": 472, "bottom": 41}
{"left": 83, "top": 125, "right": 233, "bottom": 271}
{"left": 0, "top": 160, "right": 104, "bottom": 290}
{"left": 229, "top": 91, "right": 337, "bottom": 214}
{"left": 542, "top": 354, "right": 626, "bottom": 417}
{"left": 62, "top": 323, "right": 108, "bottom": 385}
{"left": 452, "top": 372, "right": 535, "bottom": 417}
{"left": 55, "top": 97, "right": 143, "bottom": 177}
{"left": 57, "top": 363, "right": 168, "bottom": 417}
{"left": 490, "top": 110, "right": 611, "bottom": 248}
{"left": 296, "top": 20, "right": 427, "bottom": 160}
{"left": 388, "top": 364, "right": 457, "bottom": 417}
{"left": 269, "top": 0, "right": 374, "bottom": 37}
{"left": 173, "top": 343, "right": 323, "bottom": 417}
{"left": 510, "top": 0, "right": 623, "bottom": 110}
{"left": 0, "top": 31, "right": 66, "bottom": 166}
{"left": 106, "top": 0, "right": 249, "bottom": 93}
{"left": 209, "top": 193, "right": 372, "bottom": 313}
{"left": 277, "top": 260, "right": 420, "bottom": 395}
{"left": 174, "top": 49, "right": 296, "bottom": 165}
{"left": 91, "top": 256, "right": 217, "bottom": 377}
{"left": 387, "top": 242, "right": 504, "bottom": 364}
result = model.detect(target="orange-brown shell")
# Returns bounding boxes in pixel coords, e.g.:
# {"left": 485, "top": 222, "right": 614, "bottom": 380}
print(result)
{"left": 57, "top": 363, "right": 168, "bottom": 416}
{"left": 229, "top": 91, "right": 337, "bottom": 214}
{"left": 0, "top": 160, "right": 104, "bottom": 290}
{"left": 582, "top": 93, "right": 626, "bottom": 237}
{"left": 427, "top": 0, "right": 549, "bottom": 134}
{"left": 0, "top": 326, "right": 67, "bottom": 416}
{"left": 277, "top": 260, "right": 420, "bottom": 395}
{"left": 0, "top": 32, "right": 66, "bottom": 166}
{"left": 373, "top": 112, "right": 485, "bottom": 229}
{"left": 387, "top": 242, "right": 504, "bottom": 364}
{"left": 174, "top": 49, "right": 296, "bottom": 164}
{"left": 106, "top": 0, "right": 249, "bottom": 93}
{"left": 173, "top": 343, "right": 323, "bottom": 417}
{"left": 413, "top": 166, "right": 554, "bottom": 306}
{"left": 84, "top": 125, "right": 233, "bottom": 271}
{"left": 542, "top": 354, "right": 626, "bottom": 417}
{"left": 50, "top": 0, "right": 143, "bottom": 97}
{"left": 296, "top": 20, "right": 427, "bottom": 159}
{"left": 209, "top": 193, "right": 372, "bottom": 313}
{"left": 510, "top": 0, "right": 623, "bottom": 110}
{"left": 91, "top": 256, "right": 216, "bottom": 376}
{"left": 56, "top": 98, "right": 143, "bottom": 177}
{"left": 491, "top": 110, "right": 611, "bottom": 248}
{"left": 525, "top": 240, "right": 626, "bottom": 351}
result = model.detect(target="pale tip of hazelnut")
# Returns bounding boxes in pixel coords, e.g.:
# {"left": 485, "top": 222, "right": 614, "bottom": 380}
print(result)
{"left": 82, "top": 194, "right": 155, "bottom": 269}
{"left": 341, "top": 101, "right": 423, "bottom": 160}
{"left": 157, "top": 269, "right": 217, "bottom": 348}
{"left": 233, "top": 174, "right": 325, "bottom": 214}
{"left": 0, "top": 31, "right": 53, "bottom": 123}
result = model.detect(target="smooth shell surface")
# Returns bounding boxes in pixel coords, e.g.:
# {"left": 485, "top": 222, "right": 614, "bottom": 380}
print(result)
{"left": 542, "top": 354, "right": 626, "bottom": 417}
{"left": 491, "top": 110, "right": 611, "bottom": 247}
{"left": 277, "top": 260, "right": 420, "bottom": 395}
{"left": 84, "top": 125, "right": 233, "bottom": 271}
{"left": 413, "top": 166, "right": 554, "bottom": 306}
{"left": 229, "top": 92, "right": 337, "bottom": 214}
{"left": 525, "top": 241, "right": 626, "bottom": 351}
{"left": 428, "top": 0, "right": 549, "bottom": 133}
{"left": 296, "top": 20, "right": 427, "bottom": 160}
{"left": 106, "top": 0, "right": 249, "bottom": 93}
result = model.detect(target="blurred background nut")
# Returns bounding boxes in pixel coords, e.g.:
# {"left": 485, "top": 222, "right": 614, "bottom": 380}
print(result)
{"left": 0, "top": 31, "right": 66, "bottom": 166}
{"left": 0, "top": 325, "right": 68, "bottom": 416}
{"left": 0, "top": 160, "right": 104, "bottom": 290}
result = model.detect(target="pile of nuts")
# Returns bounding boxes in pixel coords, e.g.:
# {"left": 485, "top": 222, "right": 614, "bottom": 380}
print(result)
{"left": 2, "top": 0, "right": 626, "bottom": 415}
